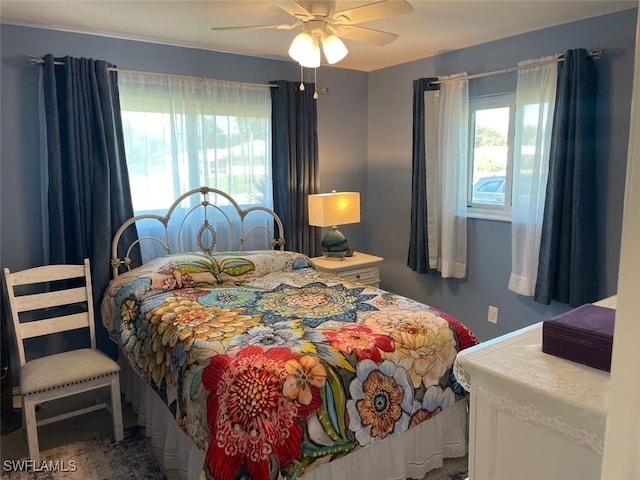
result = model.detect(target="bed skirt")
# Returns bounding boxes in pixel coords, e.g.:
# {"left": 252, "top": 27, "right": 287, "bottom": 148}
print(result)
{"left": 119, "top": 355, "right": 469, "bottom": 480}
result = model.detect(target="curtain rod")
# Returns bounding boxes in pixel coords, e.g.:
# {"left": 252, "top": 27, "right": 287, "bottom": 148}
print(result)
{"left": 428, "top": 48, "right": 602, "bottom": 86}
{"left": 27, "top": 56, "right": 278, "bottom": 89}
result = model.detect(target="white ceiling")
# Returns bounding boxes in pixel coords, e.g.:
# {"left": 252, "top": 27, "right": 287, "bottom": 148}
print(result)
{"left": 1, "top": 0, "right": 636, "bottom": 72}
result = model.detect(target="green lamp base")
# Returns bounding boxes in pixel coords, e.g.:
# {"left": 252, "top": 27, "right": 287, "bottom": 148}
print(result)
{"left": 321, "top": 227, "right": 349, "bottom": 259}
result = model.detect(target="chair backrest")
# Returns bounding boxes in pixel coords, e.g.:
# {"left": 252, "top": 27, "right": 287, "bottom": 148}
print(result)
{"left": 3, "top": 259, "right": 96, "bottom": 367}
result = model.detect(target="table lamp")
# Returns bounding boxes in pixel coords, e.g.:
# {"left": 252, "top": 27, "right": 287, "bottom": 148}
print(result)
{"left": 308, "top": 191, "right": 360, "bottom": 259}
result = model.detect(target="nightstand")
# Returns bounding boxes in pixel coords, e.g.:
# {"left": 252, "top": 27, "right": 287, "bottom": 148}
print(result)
{"left": 311, "top": 252, "right": 383, "bottom": 288}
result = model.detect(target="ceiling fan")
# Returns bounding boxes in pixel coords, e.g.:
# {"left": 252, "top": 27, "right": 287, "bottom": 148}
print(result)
{"left": 211, "top": 0, "right": 413, "bottom": 67}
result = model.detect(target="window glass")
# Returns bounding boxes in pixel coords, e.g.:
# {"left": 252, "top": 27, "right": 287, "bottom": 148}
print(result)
{"left": 468, "top": 95, "right": 515, "bottom": 216}
{"left": 119, "top": 76, "right": 272, "bottom": 214}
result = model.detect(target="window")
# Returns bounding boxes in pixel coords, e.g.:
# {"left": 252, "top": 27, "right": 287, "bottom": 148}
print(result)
{"left": 117, "top": 74, "right": 273, "bottom": 259}
{"left": 121, "top": 111, "right": 270, "bottom": 211}
{"left": 118, "top": 74, "right": 272, "bottom": 214}
{"left": 467, "top": 94, "right": 515, "bottom": 220}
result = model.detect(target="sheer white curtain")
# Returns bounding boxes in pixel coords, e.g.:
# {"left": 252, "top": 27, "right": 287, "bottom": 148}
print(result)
{"left": 426, "top": 74, "right": 469, "bottom": 278}
{"left": 508, "top": 56, "right": 558, "bottom": 295}
{"left": 118, "top": 73, "right": 272, "bottom": 260}
{"left": 425, "top": 88, "right": 440, "bottom": 270}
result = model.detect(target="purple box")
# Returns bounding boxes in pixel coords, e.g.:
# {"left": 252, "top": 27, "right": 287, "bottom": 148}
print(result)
{"left": 542, "top": 304, "right": 615, "bottom": 372}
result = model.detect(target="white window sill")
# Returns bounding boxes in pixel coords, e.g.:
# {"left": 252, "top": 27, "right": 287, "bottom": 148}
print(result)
{"left": 466, "top": 207, "right": 512, "bottom": 222}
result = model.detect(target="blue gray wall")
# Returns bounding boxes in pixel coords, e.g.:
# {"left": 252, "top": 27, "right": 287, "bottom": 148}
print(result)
{"left": 0, "top": 24, "right": 368, "bottom": 368}
{"left": 366, "top": 9, "right": 636, "bottom": 340}
{"left": 0, "top": 8, "right": 635, "bottom": 363}
{"left": 0, "top": 24, "right": 369, "bottom": 277}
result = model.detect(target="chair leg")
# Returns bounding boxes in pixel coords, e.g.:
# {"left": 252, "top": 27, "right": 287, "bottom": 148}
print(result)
{"left": 22, "top": 396, "right": 40, "bottom": 463}
{"left": 20, "top": 395, "right": 26, "bottom": 427}
{"left": 110, "top": 376, "right": 124, "bottom": 442}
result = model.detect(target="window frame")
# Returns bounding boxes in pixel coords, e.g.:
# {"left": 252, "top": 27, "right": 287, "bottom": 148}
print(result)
{"left": 466, "top": 94, "right": 516, "bottom": 222}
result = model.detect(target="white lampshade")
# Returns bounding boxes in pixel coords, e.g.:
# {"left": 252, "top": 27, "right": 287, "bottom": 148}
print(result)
{"left": 289, "top": 32, "right": 321, "bottom": 68}
{"left": 308, "top": 191, "right": 360, "bottom": 227}
{"left": 288, "top": 32, "right": 313, "bottom": 63}
{"left": 301, "top": 44, "right": 321, "bottom": 68}
{"left": 322, "top": 34, "right": 348, "bottom": 64}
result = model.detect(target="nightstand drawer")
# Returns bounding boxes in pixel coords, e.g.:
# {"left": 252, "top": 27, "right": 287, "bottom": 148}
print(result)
{"left": 311, "top": 252, "right": 384, "bottom": 289}
{"left": 337, "top": 265, "right": 379, "bottom": 284}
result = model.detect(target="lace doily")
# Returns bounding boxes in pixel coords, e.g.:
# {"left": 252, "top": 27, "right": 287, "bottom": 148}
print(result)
{"left": 455, "top": 322, "right": 608, "bottom": 453}
{"left": 476, "top": 383, "right": 605, "bottom": 454}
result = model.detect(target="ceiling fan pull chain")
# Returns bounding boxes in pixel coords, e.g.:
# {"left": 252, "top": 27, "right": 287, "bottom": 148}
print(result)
{"left": 313, "top": 68, "right": 319, "bottom": 99}
{"left": 299, "top": 64, "right": 305, "bottom": 91}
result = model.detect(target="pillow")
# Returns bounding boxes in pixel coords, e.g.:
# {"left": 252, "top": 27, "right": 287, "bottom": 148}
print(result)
{"left": 210, "top": 250, "right": 313, "bottom": 283}
{"left": 108, "top": 250, "right": 312, "bottom": 294}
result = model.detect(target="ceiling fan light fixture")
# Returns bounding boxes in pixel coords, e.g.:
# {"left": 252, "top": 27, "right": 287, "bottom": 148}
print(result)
{"left": 301, "top": 41, "right": 321, "bottom": 68}
{"left": 321, "top": 34, "right": 348, "bottom": 64}
{"left": 289, "top": 32, "right": 321, "bottom": 68}
{"left": 288, "top": 31, "right": 314, "bottom": 63}
{"left": 214, "top": 0, "right": 411, "bottom": 69}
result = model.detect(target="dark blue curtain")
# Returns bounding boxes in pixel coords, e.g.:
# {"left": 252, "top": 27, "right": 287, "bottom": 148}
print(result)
{"left": 408, "top": 78, "right": 439, "bottom": 273}
{"left": 42, "top": 55, "right": 139, "bottom": 357}
{"left": 270, "top": 80, "right": 321, "bottom": 257}
{"left": 535, "top": 49, "right": 598, "bottom": 306}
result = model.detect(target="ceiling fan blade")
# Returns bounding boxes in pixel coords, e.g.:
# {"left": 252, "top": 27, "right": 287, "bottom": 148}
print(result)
{"left": 211, "top": 22, "right": 301, "bottom": 32}
{"left": 274, "top": 1, "right": 315, "bottom": 21}
{"left": 332, "top": 25, "right": 399, "bottom": 46}
{"left": 334, "top": 0, "right": 413, "bottom": 25}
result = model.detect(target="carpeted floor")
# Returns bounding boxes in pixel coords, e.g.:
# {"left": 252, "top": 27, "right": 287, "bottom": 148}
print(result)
{"left": 1, "top": 425, "right": 167, "bottom": 480}
{"left": 412, "top": 452, "right": 467, "bottom": 480}
{"left": 441, "top": 472, "right": 468, "bottom": 480}
{"left": 1, "top": 391, "right": 467, "bottom": 480}
{"left": 420, "top": 460, "right": 468, "bottom": 480}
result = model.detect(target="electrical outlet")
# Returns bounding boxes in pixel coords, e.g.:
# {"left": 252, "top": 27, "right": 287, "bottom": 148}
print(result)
{"left": 488, "top": 305, "right": 499, "bottom": 324}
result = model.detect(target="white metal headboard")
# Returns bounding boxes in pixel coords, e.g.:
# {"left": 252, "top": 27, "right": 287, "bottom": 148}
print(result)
{"left": 111, "top": 186, "right": 285, "bottom": 278}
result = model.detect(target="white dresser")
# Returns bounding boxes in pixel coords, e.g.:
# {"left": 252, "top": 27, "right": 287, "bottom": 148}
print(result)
{"left": 454, "top": 297, "right": 616, "bottom": 480}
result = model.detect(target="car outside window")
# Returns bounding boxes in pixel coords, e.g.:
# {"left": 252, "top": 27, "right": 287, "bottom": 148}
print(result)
{"left": 468, "top": 94, "right": 515, "bottom": 221}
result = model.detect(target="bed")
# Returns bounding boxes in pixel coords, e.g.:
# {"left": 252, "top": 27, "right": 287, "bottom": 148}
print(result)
{"left": 101, "top": 187, "right": 478, "bottom": 480}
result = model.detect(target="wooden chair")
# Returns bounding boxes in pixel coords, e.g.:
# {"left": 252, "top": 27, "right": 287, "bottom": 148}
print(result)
{"left": 3, "top": 259, "right": 123, "bottom": 461}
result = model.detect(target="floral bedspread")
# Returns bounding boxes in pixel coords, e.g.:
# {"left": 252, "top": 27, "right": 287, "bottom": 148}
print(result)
{"left": 102, "top": 250, "right": 479, "bottom": 480}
